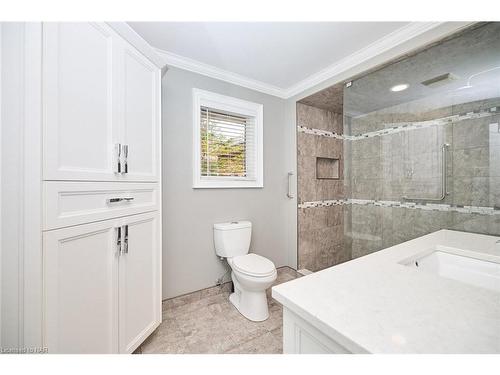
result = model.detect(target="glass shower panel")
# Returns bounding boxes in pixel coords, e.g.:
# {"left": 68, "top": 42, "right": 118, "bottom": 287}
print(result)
{"left": 343, "top": 23, "right": 500, "bottom": 259}
{"left": 448, "top": 24, "right": 500, "bottom": 234}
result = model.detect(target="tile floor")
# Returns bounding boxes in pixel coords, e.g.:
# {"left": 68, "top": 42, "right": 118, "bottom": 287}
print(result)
{"left": 136, "top": 267, "right": 300, "bottom": 354}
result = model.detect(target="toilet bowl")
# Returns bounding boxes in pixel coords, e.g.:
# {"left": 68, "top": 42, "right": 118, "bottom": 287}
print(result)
{"left": 228, "top": 254, "right": 277, "bottom": 321}
{"left": 213, "top": 221, "right": 277, "bottom": 321}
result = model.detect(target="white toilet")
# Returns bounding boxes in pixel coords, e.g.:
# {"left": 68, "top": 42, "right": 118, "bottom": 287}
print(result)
{"left": 213, "top": 221, "right": 277, "bottom": 321}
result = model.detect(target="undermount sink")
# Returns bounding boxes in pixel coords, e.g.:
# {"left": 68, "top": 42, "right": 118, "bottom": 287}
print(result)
{"left": 402, "top": 247, "right": 500, "bottom": 293}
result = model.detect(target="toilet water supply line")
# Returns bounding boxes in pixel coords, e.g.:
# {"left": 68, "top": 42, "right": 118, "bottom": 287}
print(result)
{"left": 216, "top": 263, "right": 232, "bottom": 287}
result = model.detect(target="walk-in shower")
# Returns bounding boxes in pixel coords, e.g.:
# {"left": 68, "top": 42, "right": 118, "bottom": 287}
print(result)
{"left": 297, "top": 22, "right": 500, "bottom": 272}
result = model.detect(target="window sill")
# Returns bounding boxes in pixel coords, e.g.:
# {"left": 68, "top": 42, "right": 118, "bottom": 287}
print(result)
{"left": 193, "top": 180, "right": 264, "bottom": 189}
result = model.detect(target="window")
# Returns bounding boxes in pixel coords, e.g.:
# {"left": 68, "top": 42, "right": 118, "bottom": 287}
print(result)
{"left": 193, "top": 89, "right": 263, "bottom": 188}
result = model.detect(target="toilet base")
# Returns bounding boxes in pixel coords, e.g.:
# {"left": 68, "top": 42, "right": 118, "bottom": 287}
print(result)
{"left": 229, "top": 275, "right": 271, "bottom": 322}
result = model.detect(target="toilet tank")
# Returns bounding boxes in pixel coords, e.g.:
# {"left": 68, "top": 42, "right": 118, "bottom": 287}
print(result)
{"left": 213, "top": 221, "right": 252, "bottom": 258}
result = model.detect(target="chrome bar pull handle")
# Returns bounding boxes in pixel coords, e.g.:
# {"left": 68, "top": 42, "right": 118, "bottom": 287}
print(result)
{"left": 115, "top": 143, "right": 122, "bottom": 174}
{"left": 123, "top": 225, "right": 129, "bottom": 254}
{"left": 287, "top": 171, "right": 295, "bottom": 199}
{"left": 116, "top": 226, "right": 122, "bottom": 255}
{"left": 107, "top": 197, "right": 134, "bottom": 204}
{"left": 122, "top": 144, "right": 129, "bottom": 174}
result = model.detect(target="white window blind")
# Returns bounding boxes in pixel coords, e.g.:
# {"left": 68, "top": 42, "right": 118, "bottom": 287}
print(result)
{"left": 193, "top": 89, "right": 263, "bottom": 188}
{"left": 200, "top": 107, "right": 256, "bottom": 180}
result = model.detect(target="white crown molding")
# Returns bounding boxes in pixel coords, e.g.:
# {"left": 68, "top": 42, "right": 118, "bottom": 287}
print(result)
{"left": 155, "top": 48, "right": 287, "bottom": 98}
{"left": 155, "top": 22, "right": 473, "bottom": 100}
{"left": 107, "top": 22, "right": 168, "bottom": 72}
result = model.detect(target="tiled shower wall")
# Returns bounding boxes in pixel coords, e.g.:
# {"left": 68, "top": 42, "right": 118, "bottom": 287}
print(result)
{"left": 344, "top": 23, "right": 500, "bottom": 259}
{"left": 345, "top": 98, "right": 500, "bottom": 259}
{"left": 297, "top": 23, "right": 500, "bottom": 269}
{"left": 296, "top": 103, "right": 350, "bottom": 271}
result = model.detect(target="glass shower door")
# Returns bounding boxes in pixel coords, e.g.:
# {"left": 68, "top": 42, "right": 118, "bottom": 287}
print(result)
{"left": 343, "top": 22, "right": 500, "bottom": 259}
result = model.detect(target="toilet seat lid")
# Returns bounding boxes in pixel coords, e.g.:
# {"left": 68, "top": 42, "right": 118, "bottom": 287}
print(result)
{"left": 232, "top": 254, "right": 276, "bottom": 277}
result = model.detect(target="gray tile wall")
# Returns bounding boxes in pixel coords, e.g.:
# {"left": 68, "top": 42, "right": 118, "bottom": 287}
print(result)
{"left": 297, "top": 103, "right": 349, "bottom": 271}
{"left": 346, "top": 98, "right": 500, "bottom": 259}
{"left": 298, "top": 23, "right": 500, "bottom": 267}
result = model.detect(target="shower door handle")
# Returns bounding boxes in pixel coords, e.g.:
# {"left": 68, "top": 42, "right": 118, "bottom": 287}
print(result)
{"left": 402, "top": 143, "right": 450, "bottom": 202}
{"left": 287, "top": 172, "right": 295, "bottom": 199}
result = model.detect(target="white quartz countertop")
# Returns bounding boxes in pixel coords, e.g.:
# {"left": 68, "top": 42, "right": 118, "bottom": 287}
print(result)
{"left": 272, "top": 230, "right": 500, "bottom": 353}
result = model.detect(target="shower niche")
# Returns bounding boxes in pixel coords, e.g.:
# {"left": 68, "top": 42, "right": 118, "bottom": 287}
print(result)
{"left": 316, "top": 157, "right": 340, "bottom": 180}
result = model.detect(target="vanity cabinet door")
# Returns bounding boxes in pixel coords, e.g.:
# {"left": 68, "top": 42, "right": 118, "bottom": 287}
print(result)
{"left": 43, "top": 219, "right": 120, "bottom": 353}
{"left": 116, "top": 41, "right": 161, "bottom": 182}
{"left": 43, "top": 22, "right": 121, "bottom": 181}
{"left": 118, "top": 212, "right": 161, "bottom": 353}
{"left": 282, "top": 308, "right": 352, "bottom": 354}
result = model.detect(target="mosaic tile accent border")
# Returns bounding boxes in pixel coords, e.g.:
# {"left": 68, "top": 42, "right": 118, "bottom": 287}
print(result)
{"left": 298, "top": 198, "right": 500, "bottom": 216}
{"left": 299, "top": 199, "right": 348, "bottom": 208}
{"left": 298, "top": 106, "right": 498, "bottom": 141}
{"left": 297, "top": 125, "right": 344, "bottom": 139}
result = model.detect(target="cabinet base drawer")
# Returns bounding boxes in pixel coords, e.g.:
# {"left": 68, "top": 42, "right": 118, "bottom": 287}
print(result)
{"left": 44, "top": 181, "right": 159, "bottom": 230}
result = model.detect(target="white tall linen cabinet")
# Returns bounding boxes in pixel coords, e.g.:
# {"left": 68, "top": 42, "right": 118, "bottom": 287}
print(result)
{"left": 0, "top": 22, "right": 165, "bottom": 353}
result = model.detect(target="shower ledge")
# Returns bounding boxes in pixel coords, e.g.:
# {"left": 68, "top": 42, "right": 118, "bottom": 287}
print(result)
{"left": 272, "top": 229, "right": 500, "bottom": 354}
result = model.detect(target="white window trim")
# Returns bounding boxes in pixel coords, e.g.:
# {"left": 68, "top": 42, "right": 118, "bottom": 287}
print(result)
{"left": 192, "top": 88, "right": 263, "bottom": 189}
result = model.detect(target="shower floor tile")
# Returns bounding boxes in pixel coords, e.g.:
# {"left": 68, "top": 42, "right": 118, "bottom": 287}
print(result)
{"left": 135, "top": 267, "right": 300, "bottom": 354}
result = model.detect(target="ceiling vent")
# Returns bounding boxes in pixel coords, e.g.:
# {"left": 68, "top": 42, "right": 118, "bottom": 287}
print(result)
{"left": 421, "top": 73, "right": 459, "bottom": 88}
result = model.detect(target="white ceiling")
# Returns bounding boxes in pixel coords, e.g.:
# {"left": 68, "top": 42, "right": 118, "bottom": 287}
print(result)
{"left": 128, "top": 22, "right": 411, "bottom": 92}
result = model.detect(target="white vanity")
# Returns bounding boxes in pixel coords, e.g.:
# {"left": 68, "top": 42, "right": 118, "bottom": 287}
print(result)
{"left": 272, "top": 230, "right": 500, "bottom": 354}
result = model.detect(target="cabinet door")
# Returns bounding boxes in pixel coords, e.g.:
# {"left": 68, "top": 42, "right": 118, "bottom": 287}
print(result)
{"left": 118, "top": 212, "right": 161, "bottom": 353}
{"left": 117, "top": 42, "right": 160, "bottom": 182}
{"left": 43, "top": 220, "right": 119, "bottom": 353}
{"left": 43, "top": 23, "right": 120, "bottom": 181}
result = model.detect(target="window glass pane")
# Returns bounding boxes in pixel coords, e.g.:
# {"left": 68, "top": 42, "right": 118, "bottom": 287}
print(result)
{"left": 200, "top": 107, "right": 248, "bottom": 177}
